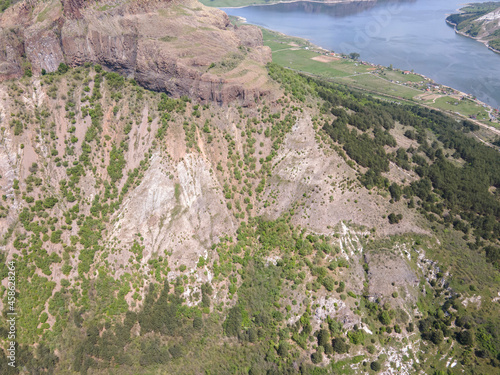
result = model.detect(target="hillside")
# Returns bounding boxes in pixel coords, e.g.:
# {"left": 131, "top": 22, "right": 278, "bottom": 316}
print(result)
{"left": 0, "top": 0, "right": 500, "bottom": 374}
{"left": 447, "top": 2, "right": 500, "bottom": 52}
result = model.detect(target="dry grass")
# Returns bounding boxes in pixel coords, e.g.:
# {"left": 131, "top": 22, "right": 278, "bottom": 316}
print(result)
{"left": 311, "top": 55, "right": 340, "bottom": 63}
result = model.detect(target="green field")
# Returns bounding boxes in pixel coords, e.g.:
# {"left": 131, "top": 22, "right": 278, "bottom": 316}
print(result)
{"left": 335, "top": 74, "right": 421, "bottom": 100}
{"left": 263, "top": 29, "right": 419, "bottom": 99}
{"left": 381, "top": 69, "right": 425, "bottom": 83}
{"left": 261, "top": 28, "right": 312, "bottom": 49}
{"left": 272, "top": 49, "right": 425, "bottom": 92}
{"left": 262, "top": 27, "right": 499, "bottom": 128}
{"left": 272, "top": 49, "right": 352, "bottom": 77}
{"left": 429, "top": 96, "right": 490, "bottom": 119}
{"left": 263, "top": 29, "right": 372, "bottom": 76}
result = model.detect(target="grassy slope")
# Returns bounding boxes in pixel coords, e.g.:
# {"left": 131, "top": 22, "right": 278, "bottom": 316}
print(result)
{"left": 0, "top": 13, "right": 499, "bottom": 375}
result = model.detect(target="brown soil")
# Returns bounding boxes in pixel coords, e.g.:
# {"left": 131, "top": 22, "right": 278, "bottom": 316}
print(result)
{"left": 311, "top": 55, "right": 340, "bottom": 63}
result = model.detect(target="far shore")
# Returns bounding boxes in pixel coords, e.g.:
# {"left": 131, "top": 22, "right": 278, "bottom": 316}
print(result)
{"left": 445, "top": 19, "right": 500, "bottom": 55}
{"left": 223, "top": 0, "right": 500, "bottom": 57}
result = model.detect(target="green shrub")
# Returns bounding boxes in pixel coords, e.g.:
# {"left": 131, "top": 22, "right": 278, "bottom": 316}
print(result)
{"left": 40, "top": 312, "right": 48, "bottom": 324}
{"left": 311, "top": 349, "right": 323, "bottom": 364}
{"left": 388, "top": 213, "right": 403, "bottom": 224}
{"left": 370, "top": 361, "right": 381, "bottom": 371}
{"left": 379, "top": 311, "right": 391, "bottom": 325}
{"left": 323, "top": 276, "right": 335, "bottom": 292}
{"left": 57, "top": 63, "right": 69, "bottom": 74}
{"left": 332, "top": 338, "right": 349, "bottom": 354}
{"left": 107, "top": 146, "right": 125, "bottom": 182}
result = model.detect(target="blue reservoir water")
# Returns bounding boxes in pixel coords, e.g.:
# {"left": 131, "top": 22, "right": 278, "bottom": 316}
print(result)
{"left": 222, "top": 0, "right": 500, "bottom": 108}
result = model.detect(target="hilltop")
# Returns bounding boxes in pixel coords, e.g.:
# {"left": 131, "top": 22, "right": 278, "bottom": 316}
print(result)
{"left": 0, "top": 0, "right": 499, "bottom": 374}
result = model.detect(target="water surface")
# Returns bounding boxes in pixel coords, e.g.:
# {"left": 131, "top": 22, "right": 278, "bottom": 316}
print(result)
{"left": 222, "top": 0, "right": 500, "bottom": 108}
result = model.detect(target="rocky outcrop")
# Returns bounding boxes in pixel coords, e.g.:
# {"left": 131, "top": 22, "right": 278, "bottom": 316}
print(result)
{"left": 0, "top": 0, "right": 272, "bottom": 105}
{"left": 0, "top": 29, "right": 24, "bottom": 80}
{"left": 235, "top": 24, "right": 264, "bottom": 48}
{"left": 61, "top": 0, "right": 88, "bottom": 19}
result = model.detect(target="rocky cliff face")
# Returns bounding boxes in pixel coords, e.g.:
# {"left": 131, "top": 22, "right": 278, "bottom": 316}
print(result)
{"left": 0, "top": 0, "right": 272, "bottom": 105}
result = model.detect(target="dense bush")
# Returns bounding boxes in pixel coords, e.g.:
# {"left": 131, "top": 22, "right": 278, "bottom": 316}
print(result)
{"left": 107, "top": 146, "right": 125, "bottom": 182}
{"left": 370, "top": 361, "right": 381, "bottom": 371}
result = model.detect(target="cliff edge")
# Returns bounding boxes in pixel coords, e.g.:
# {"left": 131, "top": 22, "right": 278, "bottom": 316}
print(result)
{"left": 0, "top": 0, "right": 272, "bottom": 105}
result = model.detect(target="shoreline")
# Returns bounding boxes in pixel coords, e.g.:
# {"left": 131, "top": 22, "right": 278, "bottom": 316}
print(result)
{"left": 219, "top": 0, "right": 374, "bottom": 9}
{"left": 445, "top": 19, "right": 500, "bottom": 55}
{"left": 243, "top": 19, "right": 500, "bottom": 119}
{"left": 229, "top": 14, "right": 500, "bottom": 114}
{"left": 226, "top": 1, "right": 500, "bottom": 55}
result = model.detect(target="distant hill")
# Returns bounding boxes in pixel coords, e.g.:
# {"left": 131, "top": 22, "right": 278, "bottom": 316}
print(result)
{"left": 447, "top": 2, "right": 500, "bottom": 52}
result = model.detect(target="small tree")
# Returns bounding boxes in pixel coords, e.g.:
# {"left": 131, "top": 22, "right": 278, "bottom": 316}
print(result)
{"left": 431, "top": 329, "right": 444, "bottom": 345}
{"left": 349, "top": 52, "right": 360, "bottom": 60}
{"left": 224, "top": 306, "right": 242, "bottom": 337}
{"left": 311, "top": 348, "right": 323, "bottom": 364}
{"left": 323, "top": 343, "right": 333, "bottom": 355}
{"left": 388, "top": 213, "right": 402, "bottom": 224}
{"left": 57, "top": 63, "right": 69, "bottom": 74}
{"left": 332, "top": 337, "right": 349, "bottom": 354}
{"left": 193, "top": 316, "right": 203, "bottom": 330}
{"left": 322, "top": 276, "right": 335, "bottom": 291}
{"left": 389, "top": 183, "right": 402, "bottom": 201}
{"left": 370, "top": 361, "right": 381, "bottom": 371}
{"left": 317, "top": 329, "right": 330, "bottom": 347}
{"left": 277, "top": 341, "right": 289, "bottom": 357}
{"left": 379, "top": 311, "right": 391, "bottom": 325}
{"left": 248, "top": 327, "right": 257, "bottom": 343}
{"left": 457, "top": 330, "right": 474, "bottom": 346}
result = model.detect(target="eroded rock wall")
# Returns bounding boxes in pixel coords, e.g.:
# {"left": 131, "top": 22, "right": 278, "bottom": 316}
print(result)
{"left": 0, "top": 0, "right": 271, "bottom": 105}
